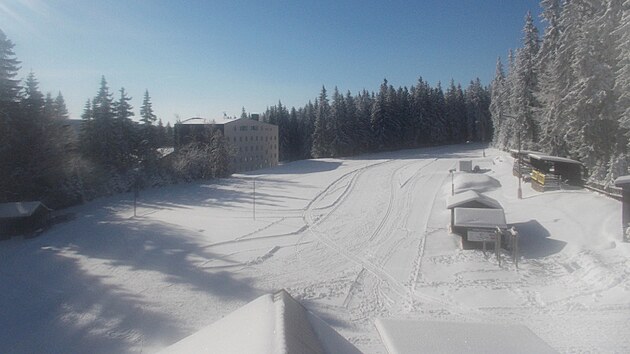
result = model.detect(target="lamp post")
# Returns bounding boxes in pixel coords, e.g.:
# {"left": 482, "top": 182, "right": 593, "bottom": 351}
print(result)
{"left": 500, "top": 112, "right": 523, "bottom": 199}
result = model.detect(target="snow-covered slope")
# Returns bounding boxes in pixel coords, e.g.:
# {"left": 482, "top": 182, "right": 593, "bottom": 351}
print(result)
{"left": 0, "top": 144, "right": 628, "bottom": 353}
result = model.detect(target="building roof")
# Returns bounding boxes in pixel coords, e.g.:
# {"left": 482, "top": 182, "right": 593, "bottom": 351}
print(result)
{"left": 453, "top": 207, "right": 507, "bottom": 229}
{"left": 509, "top": 149, "right": 543, "bottom": 156}
{"left": 528, "top": 153, "right": 583, "bottom": 165}
{"left": 614, "top": 175, "right": 630, "bottom": 187}
{"left": 160, "top": 289, "right": 360, "bottom": 354}
{"left": 446, "top": 190, "right": 502, "bottom": 210}
{"left": 0, "top": 202, "right": 48, "bottom": 219}
{"left": 178, "top": 117, "right": 276, "bottom": 127}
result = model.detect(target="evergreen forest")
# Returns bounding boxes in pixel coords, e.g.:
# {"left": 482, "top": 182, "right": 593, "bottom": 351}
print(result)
{"left": 0, "top": 0, "right": 628, "bottom": 208}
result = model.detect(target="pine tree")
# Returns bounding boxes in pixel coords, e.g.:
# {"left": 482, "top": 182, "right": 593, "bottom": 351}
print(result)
{"left": 112, "top": 87, "right": 135, "bottom": 170}
{"left": 430, "top": 82, "right": 447, "bottom": 144}
{"left": 138, "top": 89, "right": 158, "bottom": 164}
{"left": 139, "top": 89, "right": 157, "bottom": 125}
{"left": 53, "top": 92, "right": 69, "bottom": 120}
{"left": 490, "top": 57, "right": 506, "bottom": 147}
{"left": 0, "top": 29, "right": 21, "bottom": 107}
{"left": 89, "top": 76, "right": 116, "bottom": 167}
{"left": 370, "top": 79, "right": 390, "bottom": 150}
{"left": 311, "top": 86, "right": 331, "bottom": 158}
{"left": 512, "top": 11, "right": 541, "bottom": 149}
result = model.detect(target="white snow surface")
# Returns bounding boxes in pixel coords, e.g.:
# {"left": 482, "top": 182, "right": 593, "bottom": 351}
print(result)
{"left": 0, "top": 144, "right": 629, "bottom": 353}
{"left": 375, "top": 318, "right": 556, "bottom": 354}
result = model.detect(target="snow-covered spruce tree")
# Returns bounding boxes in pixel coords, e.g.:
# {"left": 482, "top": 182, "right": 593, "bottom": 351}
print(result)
{"left": 411, "top": 77, "right": 432, "bottom": 146}
{"left": 465, "top": 78, "right": 491, "bottom": 143}
{"left": 616, "top": 0, "right": 630, "bottom": 136}
{"left": 607, "top": 0, "right": 630, "bottom": 182}
{"left": 489, "top": 57, "right": 506, "bottom": 147}
{"left": 13, "top": 72, "right": 70, "bottom": 205}
{"left": 536, "top": 0, "right": 566, "bottom": 154}
{"left": 370, "top": 81, "right": 388, "bottom": 150}
{"left": 330, "top": 86, "right": 351, "bottom": 157}
{"left": 563, "top": 0, "right": 620, "bottom": 181}
{"left": 445, "top": 80, "right": 461, "bottom": 143}
{"left": 354, "top": 90, "right": 373, "bottom": 153}
{"left": 112, "top": 87, "right": 135, "bottom": 171}
{"left": 53, "top": 92, "right": 69, "bottom": 120}
{"left": 511, "top": 11, "right": 541, "bottom": 150}
{"left": 86, "top": 76, "right": 117, "bottom": 168}
{"left": 139, "top": 89, "right": 159, "bottom": 166}
{"left": 343, "top": 91, "right": 360, "bottom": 155}
{"left": 311, "top": 86, "right": 331, "bottom": 158}
{"left": 429, "top": 82, "right": 447, "bottom": 144}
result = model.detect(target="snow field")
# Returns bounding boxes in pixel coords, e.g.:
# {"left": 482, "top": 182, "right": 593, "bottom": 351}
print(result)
{"left": 0, "top": 144, "right": 629, "bottom": 353}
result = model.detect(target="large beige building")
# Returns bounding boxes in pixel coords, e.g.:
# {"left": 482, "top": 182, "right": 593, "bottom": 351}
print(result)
{"left": 174, "top": 117, "right": 279, "bottom": 173}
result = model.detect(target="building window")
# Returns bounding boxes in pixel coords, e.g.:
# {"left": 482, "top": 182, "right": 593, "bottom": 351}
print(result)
{"left": 240, "top": 126, "right": 248, "bottom": 131}
{"left": 239, "top": 136, "right": 242, "bottom": 142}
{"left": 245, "top": 136, "right": 248, "bottom": 141}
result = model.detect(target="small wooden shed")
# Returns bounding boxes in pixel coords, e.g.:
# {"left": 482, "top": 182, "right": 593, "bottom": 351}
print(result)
{"left": 0, "top": 202, "right": 51, "bottom": 237}
{"left": 528, "top": 153, "right": 584, "bottom": 190}
{"left": 614, "top": 176, "right": 630, "bottom": 242}
{"left": 509, "top": 149, "right": 542, "bottom": 178}
{"left": 452, "top": 207, "right": 507, "bottom": 249}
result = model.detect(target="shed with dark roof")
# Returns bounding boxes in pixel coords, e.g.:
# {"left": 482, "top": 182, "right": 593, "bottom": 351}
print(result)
{"left": 614, "top": 176, "right": 630, "bottom": 242}
{"left": 0, "top": 202, "right": 51, "bottom": 237}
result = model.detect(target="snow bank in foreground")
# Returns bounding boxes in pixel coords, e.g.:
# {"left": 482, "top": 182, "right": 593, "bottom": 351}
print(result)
{"left": 160, "top": 290, "right": 360, "bottom": 354}
{"left": 375, "top": 319, "right": 556, "bottom": 354}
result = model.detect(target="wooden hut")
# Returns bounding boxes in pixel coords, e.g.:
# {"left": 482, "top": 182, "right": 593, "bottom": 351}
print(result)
{"left": 614, "top": 176, "right": 630, "bottom": 242}
{"left": 446, "top": 190, "right": 502, "bottom": 229}
{"left": 528, "top": 154, "right": 584, "bottom": 191}
{"left": 452, "top": 207, "right": 507, "bottom": 250}
{"left": 0, "top": 202, "right": 51, "bottom": 237}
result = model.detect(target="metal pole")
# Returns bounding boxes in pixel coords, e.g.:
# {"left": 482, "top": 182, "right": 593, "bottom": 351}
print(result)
{"left": 495, "top": 227, "right": 502, "bottom": 267}
{"left": 253, "top": 178, "right": 256, "bottom": 220}
{"left": 518, "top": 130, "right": 523, "bottom": 199}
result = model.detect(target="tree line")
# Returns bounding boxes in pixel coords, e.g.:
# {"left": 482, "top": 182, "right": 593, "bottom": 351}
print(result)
{"left": 0, "top": 29, "right": 231, "bottom": 208}
{"left": 260, "top": 78, "right": 491, "bottom": 162}
{"left": 491, "top": 0, "right": 629, "bottom": 184}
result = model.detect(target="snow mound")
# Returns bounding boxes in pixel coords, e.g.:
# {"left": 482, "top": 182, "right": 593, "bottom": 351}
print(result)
{"left": 375, "top": 319, "right": 556, "bottom": 354}
{"left": 453, "top": 173, "right": 501, "bottom": 194}
{"left": 160, "top": 290, "right": 360, "bottom": 354}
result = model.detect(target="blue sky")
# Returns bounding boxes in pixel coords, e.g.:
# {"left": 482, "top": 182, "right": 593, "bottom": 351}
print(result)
{"left": 1, "top": 0, "right": 542, "bottom": 123}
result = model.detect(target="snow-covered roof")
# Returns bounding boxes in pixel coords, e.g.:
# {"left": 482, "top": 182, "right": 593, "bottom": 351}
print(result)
{"left": 453, "top": 207, "right": 507, "bottom": 229}
{"left": 178, "top": 117, "right": 276, "bottom": 126}
{"left": 528, "top": 153, "right": 583, "bottom": 165}
{"left": 614, "top": 175, "right": 630, "bottom": 187}
{"left": 446, "top": 190, "right": 502, "bottom": 210}
{"left": 160, "top": 289, "right": 360, "bottom": 354}
{"left": 509, "top": 149, "right": 543, "bottom": 156}
{"left": 0, "top": 202, "right": 48, "bottom": 219}
{"left": 375, "top": 319, "right": 556, "bottom": 354}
